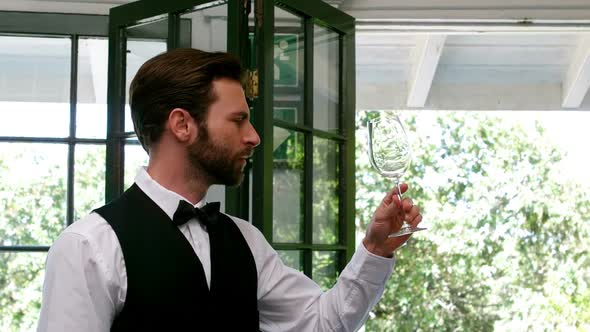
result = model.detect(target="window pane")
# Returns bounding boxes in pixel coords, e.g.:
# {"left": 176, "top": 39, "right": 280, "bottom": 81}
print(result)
{"left": 0, "top": 36, "right": 71, "bottom": 138}
{"left": 124, "top": 142, "right": 149, "bottom": 190}
{"left": 272, "top": 128, "right": 304, "bottom": 243}
{"left": 0, "top": 36, "right": 71, "bottom": 102}
{"left": 313, "top": 26, "right": 340, "bottom": 133}
{"left": 0, "top": 143, "right": 67, "bottom": 246}
{"left": 181, "top": 3, "right": 227, "bottom": 51}
{"left": 125, "top": 33, "right": 167, "bottom": 133}
{"left": 0, "top": 252, "right": 45, "bottom": 331}
{"left": 312, "top": 251, "right": 338, "bottom": 291}
{"left": 125, "top": 105, "right": 136, "bottom": 134}
{"left": 74, "top": 145, "right": 106, "bottom": 220}
{"left": 77, "top": 38, "right": 108, "bottom": 139}
{"left": 313, "top": 137, "right": 339, "bottom": 244}
{"left": 277, "top": 250, "right": 302, "bottom": 272}
{"left": 274, "top": 7, "right": 304, "bottom": 125}
{"left": 0, "top": 102, "right": 70, "bottom": 138}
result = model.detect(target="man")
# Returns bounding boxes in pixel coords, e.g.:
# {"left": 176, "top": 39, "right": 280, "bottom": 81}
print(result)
{"left": 37, "top": 48, "right": 422, "bottom": 331}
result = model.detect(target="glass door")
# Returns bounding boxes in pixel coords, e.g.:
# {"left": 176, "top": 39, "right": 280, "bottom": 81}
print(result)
{"left": 107, "top": 0, "right": 356, "bottom": 283}
{"left": 250, "top": 0, "right": 355, "bottom": 287}
{"left": 106, "top": 0, "right": 248, "bottom": 210}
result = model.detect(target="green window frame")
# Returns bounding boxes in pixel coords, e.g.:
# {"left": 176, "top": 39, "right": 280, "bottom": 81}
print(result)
{"left": 0, "top": 11, "right": 110, "bottom": 254}
{"left": 1, "top": 0, "right": 357, "bottom": 289}
{"left": 250, "top": 0, "right": 356, "bottom": 283}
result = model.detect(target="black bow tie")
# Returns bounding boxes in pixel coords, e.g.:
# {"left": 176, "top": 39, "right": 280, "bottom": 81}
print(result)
{"left": 172, "top": 200, "right": 221, "bottom": 229}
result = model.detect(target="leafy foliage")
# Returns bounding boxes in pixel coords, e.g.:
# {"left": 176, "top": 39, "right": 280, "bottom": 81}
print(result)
{"left": 0, "top": 144, "right": 105, "bottom": 331}
{"left": 357, "top": 111, "right": 590, "bottom": 331}
{"left": 1, "top": 111, "right": 589, "bottom": 331}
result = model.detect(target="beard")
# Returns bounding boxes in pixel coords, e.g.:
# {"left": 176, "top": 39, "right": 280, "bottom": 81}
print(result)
{"left": 187, "top": 125, "right": 250, "bottom": 186}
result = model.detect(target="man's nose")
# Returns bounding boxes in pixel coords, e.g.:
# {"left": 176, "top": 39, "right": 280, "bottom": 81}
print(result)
{"left": 244, "top": 122, "right": 261, "bottom": 148}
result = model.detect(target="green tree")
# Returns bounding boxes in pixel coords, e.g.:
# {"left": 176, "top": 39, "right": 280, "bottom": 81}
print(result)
{"left": 3, "top": 111, "right": 589, "bottom": 331}
{"left": 0, "top": 144, "right": 105, "bottom": 331}
{"left": 356, "top": 111, "right": 590, "bottom": 331}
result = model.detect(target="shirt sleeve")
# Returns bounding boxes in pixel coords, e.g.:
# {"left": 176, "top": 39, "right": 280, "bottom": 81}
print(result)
{"left": 37, "top": 231, "right": 117, "bottom": 332}
{"left": 246, "top": 224, "right": 395, "bottom": 332}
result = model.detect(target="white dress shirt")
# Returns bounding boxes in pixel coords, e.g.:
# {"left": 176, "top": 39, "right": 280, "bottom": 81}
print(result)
{"left": 37, "top": 167, "right": 395, "bottom": 332}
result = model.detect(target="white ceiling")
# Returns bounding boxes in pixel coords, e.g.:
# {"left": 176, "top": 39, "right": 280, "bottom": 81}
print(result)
{"left": 1, "top": 0, "right": 590, "bottom": 110}
{"left": 337, "top": 0, "right": 590, "bottom": 21}
{"left": 356, "top": 32, "right": 590, "bottom": 110}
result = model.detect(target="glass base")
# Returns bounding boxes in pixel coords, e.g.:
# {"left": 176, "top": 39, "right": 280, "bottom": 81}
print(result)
{"left": 388, "top": 226, "right": 427, "bottom": 238}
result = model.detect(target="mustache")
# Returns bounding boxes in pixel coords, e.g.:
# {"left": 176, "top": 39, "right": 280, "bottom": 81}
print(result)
{"left": 240, "top": 148, "right": 255, "bottom": 159}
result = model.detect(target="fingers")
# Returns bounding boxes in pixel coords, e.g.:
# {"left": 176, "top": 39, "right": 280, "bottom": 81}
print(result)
{"left": 382, "top": 183, "right": 409, "bottom": 207}
{"left": 407, "top": 213, "right": 422, "bottom": 227}
{"left": 401, "top": 198, "right": 422, "bottom": 227}
{"left": 381, "top": 190, "right": 400, "bottom": 209}
{"left": 380, "top": 189, "right": 395, "bottom": 206}
{"left": 401, "top": 198, "right": 414, "bottom": 212}
{"left": 396, "top": 183, "right": 409, "bottom": 195}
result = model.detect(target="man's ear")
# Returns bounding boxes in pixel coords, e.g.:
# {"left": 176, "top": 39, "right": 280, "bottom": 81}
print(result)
{"left": 167, "top": 108, "right": 197, "bottom": 143}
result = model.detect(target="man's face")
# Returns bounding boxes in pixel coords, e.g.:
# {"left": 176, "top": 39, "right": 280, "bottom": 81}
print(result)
{"left": 187, "top": 79, "right": 260, "bottom": 186}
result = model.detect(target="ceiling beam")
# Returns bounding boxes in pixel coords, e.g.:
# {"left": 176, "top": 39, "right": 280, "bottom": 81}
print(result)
{"left": 562, "top": 36, "right": 590, "bottom": 108}
{"left": 358, "top": 83, "right": 590, "bottom": 111}
{"left": 407, "top": 34, "right": 446, "bottom": 108}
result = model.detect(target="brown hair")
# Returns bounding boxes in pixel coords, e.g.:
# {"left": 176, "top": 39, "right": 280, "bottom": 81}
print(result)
{"left": 129, "top": 48, "right": 242, "bottom": 152}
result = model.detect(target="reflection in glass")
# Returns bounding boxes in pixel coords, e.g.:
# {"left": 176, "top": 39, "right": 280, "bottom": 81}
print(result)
{"left": 313, "top": 137, "right": 339, "bottom": 244}
{"left": 277, "top": 250, "right": 302, "bottom": 272}
{"left": 0, "top": 36, "right": 71, "bottom": 138}
{"left": 274, "top": 7, "right": 304, "bottom": 124}
{"left": 74, "top": 145, "right": 106, "bottom": 220}
{"left": 312, "top": 251, "right": 338, "bottom": 291}
{"left": 0, "top": 36, "right": 71, "bottom": 103}
{"left": 0, "top": 143, "right": 67, "bottom": 246}
{"left": 0, "top": 252, "right": 45, "bottom": 331}
{"left": 180, "top": 3, "right": 227, "bottom": 51}
{"left": 272, "top": 128, "right": 304, "bottom": 243}
{"left": 313, "top": 25, "right": 340, "bottom": 133}
{"left": 77, "top": 38, "right": 108, "bottom": 139}
{"left": 124, "top": 142, "right": 149, "bottom": 190}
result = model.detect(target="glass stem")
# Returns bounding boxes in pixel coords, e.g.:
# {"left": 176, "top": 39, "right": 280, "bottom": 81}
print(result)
{"left": 395, "top": 177, "right": 403, "bottom": 201}
{"left": 395, "top": 177, "right": 409, "bottom": 229}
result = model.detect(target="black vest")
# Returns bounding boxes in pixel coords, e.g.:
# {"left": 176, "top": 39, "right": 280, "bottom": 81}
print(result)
{"left": 94, "top": 184, "right": 259, "bottom": 331}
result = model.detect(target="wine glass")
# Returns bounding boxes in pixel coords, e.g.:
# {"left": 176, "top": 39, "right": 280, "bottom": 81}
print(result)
{"left": 367, "top": 112, "right": 426, "bottom": 238}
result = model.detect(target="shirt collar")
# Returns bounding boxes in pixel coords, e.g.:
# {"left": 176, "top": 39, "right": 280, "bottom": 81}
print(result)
{"left": 134, "top": 166, "right": 206, "bottom": 220}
